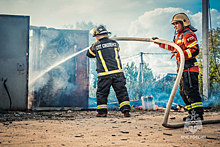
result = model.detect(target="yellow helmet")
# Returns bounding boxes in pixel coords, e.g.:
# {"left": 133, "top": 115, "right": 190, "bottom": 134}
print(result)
{"left": 171, "top": 13, "right": 197, "bottom": 32}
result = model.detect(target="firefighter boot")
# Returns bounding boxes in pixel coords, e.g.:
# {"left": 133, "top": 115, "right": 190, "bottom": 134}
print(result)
{"left": 198, "top": 114, "right": 204, "bottom": 120}
{"left": 196, "top": 111, "right": 204, "bottom": 120}
{"left": 124, "top": 111, "right": 130, "bottom": 117}
{"left": 183, "top": 109, "right": 204, "bottom": 121}
{"left": 183, "top": 110, "right": 191, "bottom": 121}
{"left": 96, "top": 113, "right": 107, "bottom": 117}
{"left": 193, "top": 108, "right": 204, "bottom": 121}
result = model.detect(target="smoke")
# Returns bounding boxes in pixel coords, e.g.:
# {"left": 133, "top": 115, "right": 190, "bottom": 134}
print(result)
{"left": 29, "top": 28, "right": 88, "bottom": 107}
{"left": 29, "top": 46, "right": 78, "bottom": 95}
{"left": 65, "top": 82, "right": 77, "bottom": 96}
{"left": 203, "top": 95, "right": 220, "bottom": 107}
{"left": 28, "top": 72, "right": 50, "bottom": 93}
{"left": 143, "top": 85, "right": 184, "bottom": 108}
{"left": 202, "top": 82, "right": 220, "bottom": 107}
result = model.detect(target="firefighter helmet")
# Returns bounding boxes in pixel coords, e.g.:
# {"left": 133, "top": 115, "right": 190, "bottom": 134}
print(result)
{"left": 171, "top": 13, "right": 197, "bottom": 32}
{"left": 90, "top": 25, "right": 111, "bottom": 37}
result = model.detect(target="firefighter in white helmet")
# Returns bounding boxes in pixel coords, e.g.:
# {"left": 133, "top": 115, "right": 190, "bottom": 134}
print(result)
{"left": 153, "top": 13, "right": 204, "bottom": 121}
{"left": 87, "top": 25, "right": 131, "bottom": 117}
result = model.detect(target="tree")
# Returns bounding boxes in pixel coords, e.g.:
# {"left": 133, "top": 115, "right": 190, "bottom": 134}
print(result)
{"left": 198, "top": 27, "right": 220, "bottom": 98}
{"left": 123, "top": 62, "right": 139, "bottom": 100}
{"left": 123, "top": 61, "right": 155, "bottom": 100}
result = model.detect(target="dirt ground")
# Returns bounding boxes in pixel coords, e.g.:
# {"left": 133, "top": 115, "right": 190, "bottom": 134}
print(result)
{"left": 0, "top": 109, "right": 220, "bottom": 147}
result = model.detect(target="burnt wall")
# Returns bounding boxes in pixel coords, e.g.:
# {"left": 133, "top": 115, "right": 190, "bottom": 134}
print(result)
{"left": 29, "top": 26, "right": 89, "bottom": 108}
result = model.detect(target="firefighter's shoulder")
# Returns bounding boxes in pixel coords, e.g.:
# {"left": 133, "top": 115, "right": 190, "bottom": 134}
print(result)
{"left": 92, "top": 40, "right": 99, "bottom": 45}
{"left": 183, "top": 29, "right": 193, "bottom": 37}
{"left": 109, "top": 39, "right": 119, "bottom": 46}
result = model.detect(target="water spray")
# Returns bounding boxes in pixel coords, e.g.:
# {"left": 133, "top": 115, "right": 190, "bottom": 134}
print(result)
{"left": 111, "top": 37, "right": 220, "bottom": 128}
{"left": 29, "top": 47, "right": 90, "bottom": 86}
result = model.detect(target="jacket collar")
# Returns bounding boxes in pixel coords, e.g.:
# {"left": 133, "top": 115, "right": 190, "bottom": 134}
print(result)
{"left": 177, "top": 27, "right": 189, "bottom": 34}
{"left": 99, "top": 37, "right": 109, "bottom": 41}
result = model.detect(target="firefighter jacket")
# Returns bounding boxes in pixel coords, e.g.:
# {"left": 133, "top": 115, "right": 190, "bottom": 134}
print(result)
{"left": 86, "top": 37, "right": 123, "bottom": 77}
{"left": 159, "top": 27, "right": 199, "bottom": 73}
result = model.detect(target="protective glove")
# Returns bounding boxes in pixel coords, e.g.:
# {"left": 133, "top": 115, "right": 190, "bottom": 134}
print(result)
{"left": 171, "top": 50, "right": 180, "bottom": 61}
{"left": 152, "top": 37, "right": 160, "bottom": 45}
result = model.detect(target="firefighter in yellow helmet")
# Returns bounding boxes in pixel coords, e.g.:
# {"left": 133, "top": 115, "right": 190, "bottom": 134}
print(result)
{"left": 87, "top": 25, "right": 131, "bottom": 117}
{"left": 153, "top": 13, "right": 204, "bottom": 121}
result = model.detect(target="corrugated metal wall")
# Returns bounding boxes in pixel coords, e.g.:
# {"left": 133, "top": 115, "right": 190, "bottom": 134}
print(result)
{"left": 29, "top": 26, "right": 89, "bottom": 108}
{"left": 0, "top": 15, "right": 29, "bottom": 110}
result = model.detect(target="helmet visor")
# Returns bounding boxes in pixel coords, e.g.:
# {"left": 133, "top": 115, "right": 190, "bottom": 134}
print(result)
{"left": 171, "top": 20, "right": 181, "bottom": 25}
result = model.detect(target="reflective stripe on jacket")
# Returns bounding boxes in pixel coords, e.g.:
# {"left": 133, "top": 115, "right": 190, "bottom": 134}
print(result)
{"left": 159, "top": 27, "right": 200, "bottom": 73}
{"left": 86, "top": 37, "right": 123, "bottom": 77}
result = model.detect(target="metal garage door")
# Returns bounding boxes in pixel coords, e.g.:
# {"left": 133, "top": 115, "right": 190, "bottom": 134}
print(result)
{"left": 0, "top": 15, "right": 29, "bottom": 110}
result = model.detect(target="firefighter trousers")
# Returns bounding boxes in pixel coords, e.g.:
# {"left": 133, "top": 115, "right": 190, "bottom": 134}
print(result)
{"left": 96, "top": 73, "right": 131, "bottom": 114}
{"left": 179, "top": 72, "right": 203, "bottom": 116}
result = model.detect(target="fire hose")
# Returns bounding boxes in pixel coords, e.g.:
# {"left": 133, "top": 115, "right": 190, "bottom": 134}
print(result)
{"left": 111, "top": 37, "right": 220, "bottom": 128}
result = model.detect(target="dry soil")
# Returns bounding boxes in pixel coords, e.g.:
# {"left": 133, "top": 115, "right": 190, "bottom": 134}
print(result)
{"left": 0, "top": 110, "right": 220, "bottom": 147}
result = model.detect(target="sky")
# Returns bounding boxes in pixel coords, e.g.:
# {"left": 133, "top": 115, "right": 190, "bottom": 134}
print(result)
{"left": 1, "top": 0, "right": 220, "bottom": 76}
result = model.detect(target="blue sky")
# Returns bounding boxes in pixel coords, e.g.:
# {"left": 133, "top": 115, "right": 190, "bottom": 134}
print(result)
{"left": 1, "top": 0, "right": 220, "bottom": 76}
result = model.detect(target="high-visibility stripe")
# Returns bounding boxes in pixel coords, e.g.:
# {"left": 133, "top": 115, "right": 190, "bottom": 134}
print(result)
{"left": 191, "top": 102, "right": 203, "bottom": 109}
{"left": 177, "top": 39, "right": 184, "bottom": 44}
{"left": 187, "top": 105, "right": 192, "bottom": 110}
{"left": 98, "top": 50, "right": 108, "bottom": 72}
{"left": 187, "top": 41, "right": 198, "bottom": 48}
{"left": 191, "top": 105, "right": 203, "bottom": 109}
{"left": 186, "top": 49, "right": 192, "bottom": 58}
{"left": 165, "top": 44, "right": 168, "bottom": 50}
{"left": 89, "top": 49, "right": 96, "bottom": 56}
{"left": 97, "top": 104, "right": 107, "bottom": 109}
{"left": 98, "top": 69, "right": 123, "bottom": 76}
{"left": 114, "top": 48, "right": 121, "bottom": 70}
{"left": 192, "top": 102, "right": 203, "bottom": 105}
{"left": 120, "top": 101, "right": 130, "bottom": 108}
